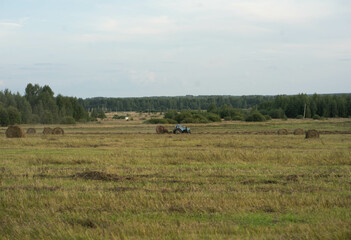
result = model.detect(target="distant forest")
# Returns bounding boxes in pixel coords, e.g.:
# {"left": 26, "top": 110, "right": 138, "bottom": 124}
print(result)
{"left": 0, "top": 84, "right": 88, "bottom": 126}
{"left": 1, "top": 83, "right": 351, "bottom": 126}
{"left": 80, "top": 94, "right": 351, "bottom": 119}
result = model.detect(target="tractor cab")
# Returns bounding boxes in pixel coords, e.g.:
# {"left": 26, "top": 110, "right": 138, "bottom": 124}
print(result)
{"left": 173, "top": 124, "right": 191, "bottom": 134}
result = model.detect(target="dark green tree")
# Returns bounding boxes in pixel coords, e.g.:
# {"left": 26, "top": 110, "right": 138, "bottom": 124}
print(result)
{"left": 7, "top": 106, "right": 21, "bottom": 125}
{"left": 0, "top": 107, "right": 9, "bottom": 126}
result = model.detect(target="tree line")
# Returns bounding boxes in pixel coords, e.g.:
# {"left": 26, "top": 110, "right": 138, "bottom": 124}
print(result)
{"left": 257, "top": 94, "right": 351, "bottom": 119}
{"left": 78, "top": 95, "right": 271, "bottom": 112}
{"left": 1, "top": 84, "right": 351, "bottom": 127}
{"left": 0, "top": 84, "right": 88, "bottom": 126}
{"left": 80, "top": 93, "right": 351, "bottom": 119}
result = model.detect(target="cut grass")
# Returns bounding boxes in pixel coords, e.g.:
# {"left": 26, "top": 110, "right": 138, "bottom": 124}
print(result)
{"left": 0, "top": 119, "right": 351, "bottom": 239}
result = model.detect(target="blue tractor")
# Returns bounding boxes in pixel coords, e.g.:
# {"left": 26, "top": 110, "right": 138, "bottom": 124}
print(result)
{"left": 173, "top": 124, "right": 191, "bottom": 134}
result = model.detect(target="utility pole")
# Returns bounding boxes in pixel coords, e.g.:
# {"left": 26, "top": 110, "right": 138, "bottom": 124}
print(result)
{"left": 303, "top": 103, "right": 307, "bottom": 119}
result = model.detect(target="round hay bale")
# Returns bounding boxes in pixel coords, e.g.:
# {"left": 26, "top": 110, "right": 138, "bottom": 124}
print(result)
{"left": 294, "top": 128, "right": 305, "bottom": 135}
{"left": 42, "top": 127, "right": 53, "bottom": 135}
{"left": 52, "top": 127, "right": 64, "bottom": 135}
{"left": 277, "top": 129, "right": 288, "bottom": 135}
{"left": 5, "top": 125, "right": 26, "bottom": 138}
{"left": 156, "top": 125, "right": 169, "bottom": 134}
{"left": 305, "top": 129, "right": 319, "bottom": 139}
{"left": 26, "top": 128, "right": 36, "bottom": 134}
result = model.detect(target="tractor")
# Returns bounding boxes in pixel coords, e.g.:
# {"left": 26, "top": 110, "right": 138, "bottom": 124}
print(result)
{"left": 173, "top": 124, "right": 191, "bottom": 134}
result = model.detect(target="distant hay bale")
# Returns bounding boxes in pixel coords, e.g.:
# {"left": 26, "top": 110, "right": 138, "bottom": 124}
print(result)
{"left": 277, "top": 129, "right": 288, "bottom": 135}
{"left": 26, "top": 128, "right": 36, "bottom": 134}
{"left": 42, "top": 127, "right": 53, "bottom": 135}
{"left": 5, "top": 125, "right": 26, "bottom": 138}
{"left": 156, "top": 125, "right": 169, "bottom": 134}
{"left": 52, "top": 127, "right": 64, "bottom": 135}
{"left": 294, "top": 128, "right": 305, "bottom": 135}
{"left": 305, "top": 129, "right": 319, "bottom": 139}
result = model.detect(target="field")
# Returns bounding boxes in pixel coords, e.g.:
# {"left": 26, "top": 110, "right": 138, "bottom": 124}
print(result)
{"left": 1, "top": 118, "right": 351, "bottom": 239}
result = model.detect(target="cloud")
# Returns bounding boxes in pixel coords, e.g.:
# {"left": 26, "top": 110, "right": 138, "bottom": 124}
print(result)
{"left": 0, "top": 22, "right": 21, "bottom": 28}
{"left": 229, "top": 1, "right": 335, "bottom": 23}
{"left": 97, "top": 16, "right": 172, "bottom": 34}
{"left": 0, "top": 18, "right": 29, "bottom": 29}
{"left": 76, "top": 0, "right": 342, "bottom": 43}
{"left": 158, "top": 0, "right": 339, "bottom": 23}
{"left": 129, "top": 70, "right": 158, "bottom": 85}
{"left": 75, "top": 16, "right": 174, "bottom": 42}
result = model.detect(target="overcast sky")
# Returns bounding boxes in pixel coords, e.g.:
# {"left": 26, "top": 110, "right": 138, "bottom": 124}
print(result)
{"left": 0, "top": 0, "right": 350, "bottom": 98}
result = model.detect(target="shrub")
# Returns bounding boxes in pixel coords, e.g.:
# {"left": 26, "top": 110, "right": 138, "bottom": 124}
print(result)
{"left": 144, "top": 118, "right": 169, "bottom": 124}
{"left": 245, "top": 111, "right": 266, "bottom": 122}
{"left": 232, "top": 115, "right": 245, "bottom": 121}
{"left": 61, "top": 116, "right": 76, "bottom": 124}
{"left": 264, "top": 115, "right": 272, "bottom": 120}
{"left": 313, "top": 114, "right": 321, "bottom": 120}
{"left": 296, "top": 115, "right": 304, "bottom": 119}
{"left": 113, "top": 115, "right": 125, "bottom": 119}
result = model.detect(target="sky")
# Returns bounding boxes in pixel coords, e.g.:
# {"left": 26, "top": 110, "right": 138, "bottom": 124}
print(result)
{"left": 0, "top": 0, "right": 350, "bottom": 98}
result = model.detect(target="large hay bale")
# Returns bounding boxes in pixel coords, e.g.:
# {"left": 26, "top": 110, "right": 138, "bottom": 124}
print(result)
{"left": 26, "top": 128, "right": 36, "bottom": 134}
{"left": 277, "top": 129, "right": 288, "bottom": 135}
{"left": 156, "top": 125, "right": 169, "bottom": 134}
{"left": 5, "top": 125, "right": 26, "bottom": 138}
{"left": 294, "top": 128, "right": 305, "bottom": 135}
{"left": 42, "top": 127, "right": 53, "bottom": 135}
{"left": 52, "top": 127, "right": 64, "bottom": 135}
{"left": 305, "top": 129, "right": 319, "bottom": 139}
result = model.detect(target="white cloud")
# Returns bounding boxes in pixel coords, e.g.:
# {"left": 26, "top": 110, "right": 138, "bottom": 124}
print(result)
{"left": 0, "top": 22, "right": 21, "bottom": 28}
{"left": 229, "top": 1, "right": 335, "bottom": 23}
{"left": 96, "top": 16, "right": 172, "bottom": 34}
{"left": 75, "top": 16, "right": 175, "bottom": 42}
{"left": 129, "top": 70, "right": 158, "bottom": 85}
{"left": 0, "top": 18, "right": 29, "bottom": 29}
{"left": 158, "top": 0, "right": 338, "bottom": 23}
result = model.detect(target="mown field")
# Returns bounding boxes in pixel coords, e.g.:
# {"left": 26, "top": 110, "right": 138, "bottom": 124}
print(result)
{"left": 1, "top": 119, "right": 351, "bottom": 239}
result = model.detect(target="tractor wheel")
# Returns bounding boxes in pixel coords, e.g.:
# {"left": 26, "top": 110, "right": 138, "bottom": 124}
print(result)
{"left": 175, "top": 129, "right": 182, "bottom": 134}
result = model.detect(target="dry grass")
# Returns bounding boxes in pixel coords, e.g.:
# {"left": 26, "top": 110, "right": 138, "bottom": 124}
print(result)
{"left": 0, "top": 119, "right": 351, "bottom": 239}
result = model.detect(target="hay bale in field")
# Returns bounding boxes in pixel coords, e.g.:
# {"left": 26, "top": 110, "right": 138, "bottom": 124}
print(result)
{"left": 52, "top": 127, "right": 64, "bottom": 135}
{"left": 156, "top": 125, "right": 169, "bottom": 134}
{"left": 305, "top": 129, "right": 319, "bottom": 139}
{"left": 5, "top": 125, "right": 26, "bottom": 138}
{"left": 42, "top": 127, "right": 53, "bottom": 135}
{"left": 294, "top": 128, "right": 305, "bottom": 135}
{"left": 26, "top": 128, "right": 36, "bottom": 134}
{"left": 277, "top": 129, "right": 288, "bottom": 135}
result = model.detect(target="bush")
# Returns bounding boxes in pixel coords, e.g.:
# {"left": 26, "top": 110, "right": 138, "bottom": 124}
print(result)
{"left": 232, "top": 115, "right": 245, "bottom": 121}
{"left": 224, "top": 116, "right": 231, "bottom": 121}
{"left": 206, "top": 113, "right": 221, "bottom": 122}
{"left": 313, "top": 114, "right": 321, "bottom": 120}
{"left": 296, "top": 115, "right": 304, "bottom": 119}
{"left": 144, "top": 118, "right": 178, "bottom": 124}
{"left": 245, "top": 111, "right": 266, "bottom": 122}
{"left": 164, "top": 110, "right": 221, "bottom": 124}
{"left": 113, "top": 114, "right": 125, "bottom": 119}
{"left": 144, "top": 118, "right": 168, "bottom": 124}
{"left": 268, "top": 108, "right": 286, "bottom": 119}
{"left": 61, "top": 116, "right": 76, "bottom": 124}
{"left": 264, "top": 115, "right": 272, "bottom": 120}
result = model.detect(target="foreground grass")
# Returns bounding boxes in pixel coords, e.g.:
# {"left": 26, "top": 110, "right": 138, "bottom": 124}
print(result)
{"left": 0, "top": 119, "right": 351, "bottom": 239}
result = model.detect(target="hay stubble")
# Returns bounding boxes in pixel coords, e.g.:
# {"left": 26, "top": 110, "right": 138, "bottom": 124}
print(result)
{"left": 0, "top": 120, "right": 350, "bottom": 239}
